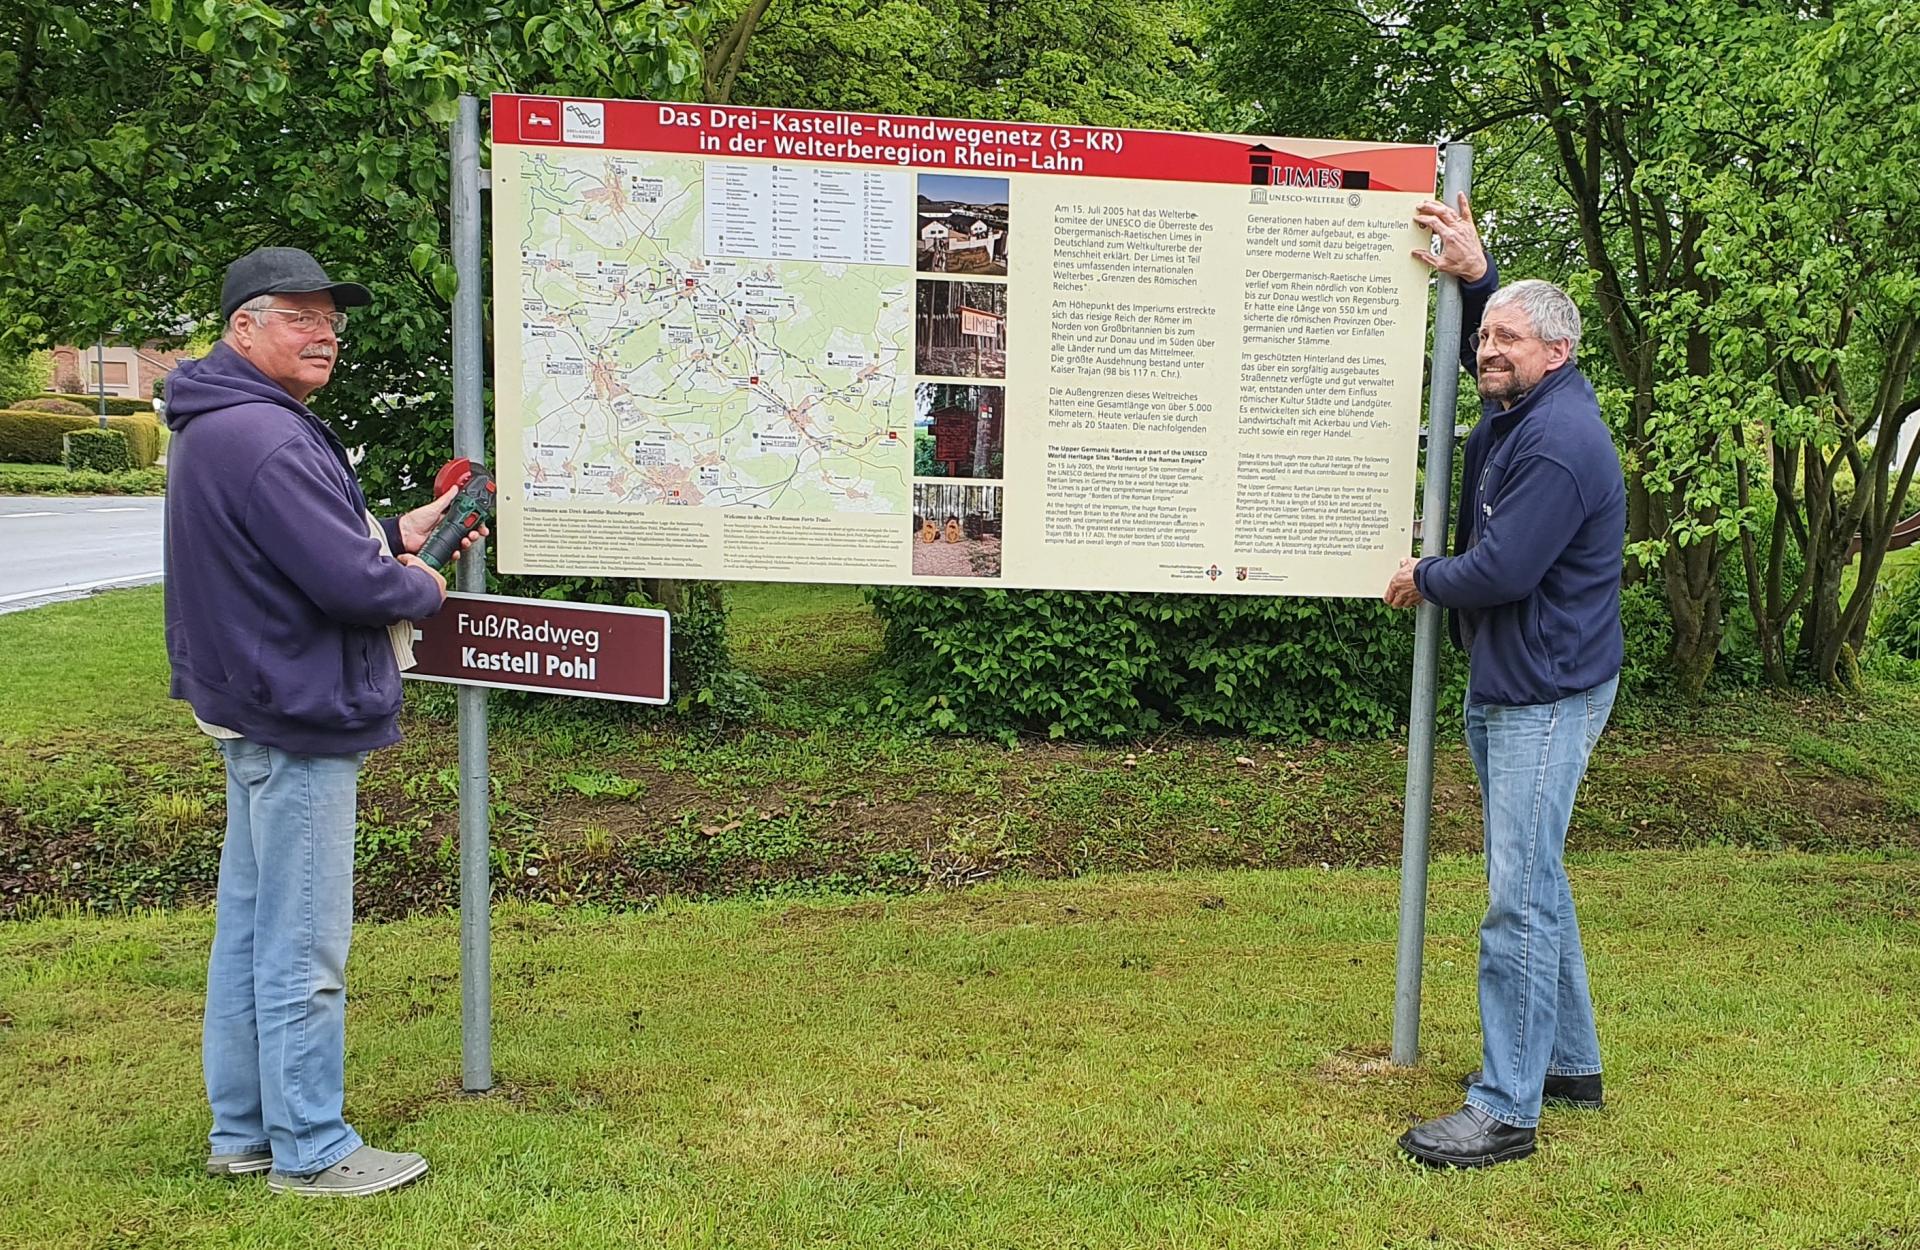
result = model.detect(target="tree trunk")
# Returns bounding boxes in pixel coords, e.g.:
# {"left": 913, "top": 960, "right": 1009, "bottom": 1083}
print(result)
{"left": 1663, "top": 538, "right": 1723, "bottom": 700}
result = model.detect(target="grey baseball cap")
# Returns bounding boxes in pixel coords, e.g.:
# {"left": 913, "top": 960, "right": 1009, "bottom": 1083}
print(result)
{"left": 220, "top": 247, "right": 372, "bottom": 320}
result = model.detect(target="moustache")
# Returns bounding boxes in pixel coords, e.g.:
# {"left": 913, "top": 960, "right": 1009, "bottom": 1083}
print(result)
{"left": 299, "top": 347, "right": 336, "bottom": 362}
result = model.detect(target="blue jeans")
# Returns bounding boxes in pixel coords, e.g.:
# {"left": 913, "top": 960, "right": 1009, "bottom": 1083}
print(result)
{"left": 204, "top": 739, "right": 365, "bottom": 1175}
{"left": 1463, "top": 675, "right": 1617, "bottom": 1128}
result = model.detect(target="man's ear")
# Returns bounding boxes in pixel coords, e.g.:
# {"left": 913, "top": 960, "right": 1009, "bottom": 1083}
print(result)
{"left": 1544, "top": 338, "right": 1573, "bottom": 369}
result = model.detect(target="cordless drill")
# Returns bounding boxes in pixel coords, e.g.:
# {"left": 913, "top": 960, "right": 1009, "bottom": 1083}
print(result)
{"left": 419, "top": 457, "right": 497, "bottom": 571}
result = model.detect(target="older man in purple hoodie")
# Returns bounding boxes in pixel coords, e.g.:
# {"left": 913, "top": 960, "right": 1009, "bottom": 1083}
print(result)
{"left": 164, "top": 247, "right": 472, "bottom": 1197}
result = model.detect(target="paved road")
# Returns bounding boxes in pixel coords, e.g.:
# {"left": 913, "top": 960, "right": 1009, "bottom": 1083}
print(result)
{"left": 0, "top": 496, "right": 166, "bottom": 613}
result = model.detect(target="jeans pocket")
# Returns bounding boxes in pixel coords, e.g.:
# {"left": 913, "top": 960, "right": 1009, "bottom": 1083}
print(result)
{"left": 1583, "top": 684, "right": 1616, "bottom": 753}
{"left": 221, "top": 738, "right": 271, "bottom": 786}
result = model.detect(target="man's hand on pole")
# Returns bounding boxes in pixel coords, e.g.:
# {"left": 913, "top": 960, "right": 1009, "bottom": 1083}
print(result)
{"left": 1412, "top": 193, "right": 1488, "bottom": 283}
{"left": 1385, "top": 556, "right": 1426, "bottom": 609}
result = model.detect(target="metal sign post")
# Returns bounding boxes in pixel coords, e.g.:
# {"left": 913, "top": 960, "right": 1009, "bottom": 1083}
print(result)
{"left": 450, "top": 95, "right": 493, "bottom": 1093}
{"left": 1391, "top": 140, "right": 1474, "bottom": 1067}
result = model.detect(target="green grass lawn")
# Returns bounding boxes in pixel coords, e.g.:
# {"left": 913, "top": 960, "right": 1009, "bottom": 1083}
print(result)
{"left": 4, "top": 585, "right": 1920, "bottom": 1244}
{"left": 2, "top": 852, "right": 1917, "bottom": 1248}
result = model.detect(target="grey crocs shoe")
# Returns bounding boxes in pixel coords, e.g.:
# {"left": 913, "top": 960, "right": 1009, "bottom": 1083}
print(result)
{"left": 206, "top": 1149, "right": 273, "bottom": 1177}
{"left": 266, "top": 1145, "right": 428, "bottom": 1197}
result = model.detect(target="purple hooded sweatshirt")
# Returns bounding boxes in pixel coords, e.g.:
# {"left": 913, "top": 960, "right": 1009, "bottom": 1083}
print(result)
{"left": 162, "top": 342, "right": 444, "bottom": 754}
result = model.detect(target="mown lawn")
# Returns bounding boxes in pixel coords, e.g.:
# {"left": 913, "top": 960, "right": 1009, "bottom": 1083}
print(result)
{"left": 3, "top": 853, "right": 1919, "bottom": 1249}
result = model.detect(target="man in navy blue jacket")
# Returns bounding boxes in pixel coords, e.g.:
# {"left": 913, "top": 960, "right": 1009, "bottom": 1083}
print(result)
{"left": 165, "top": 247, "right": 477, "bottom": 1196}
{"left": 1386, "top": 198, "right": 1626, "bottom": 1168}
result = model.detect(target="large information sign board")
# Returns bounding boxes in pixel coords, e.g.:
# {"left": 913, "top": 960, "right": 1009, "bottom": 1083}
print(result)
{"left": 491, "top": 95, "right": 1436, "bottom": 596}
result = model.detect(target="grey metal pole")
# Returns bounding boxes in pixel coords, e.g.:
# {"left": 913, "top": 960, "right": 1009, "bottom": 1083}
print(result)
{"left": 451, "top": 93, "right": 493, "bottom": 1093}
{"left": 1391, "top": 141, "right": 1474, "bottom": 1067}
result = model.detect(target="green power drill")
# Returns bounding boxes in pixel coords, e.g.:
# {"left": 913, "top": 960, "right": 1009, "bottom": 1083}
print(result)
{"left": 419, "top": 457, "right": 497, "bottom": 571}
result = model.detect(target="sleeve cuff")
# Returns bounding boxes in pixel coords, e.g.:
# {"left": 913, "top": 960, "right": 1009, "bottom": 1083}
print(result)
{"left": 1414, "top": 557, "right": 1443, "bottom": 603}
{"left": 380, "top": 515, "right": 406, "bottom": 556}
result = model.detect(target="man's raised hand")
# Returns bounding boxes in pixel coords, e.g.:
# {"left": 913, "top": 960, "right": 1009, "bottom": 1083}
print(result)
{"left": 1411, "top": 193, "right": 1488, "bottom": 283}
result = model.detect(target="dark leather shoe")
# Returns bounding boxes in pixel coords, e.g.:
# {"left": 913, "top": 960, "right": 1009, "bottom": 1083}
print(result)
{"left": 1461, "top": 1069, "right": 1604, "bottom": 1110}
{"left": 1397, "top": 1105, "right": 1537, "bottom": 1168}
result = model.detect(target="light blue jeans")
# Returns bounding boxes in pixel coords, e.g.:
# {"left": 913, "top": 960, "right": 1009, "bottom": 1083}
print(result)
{"left": 204, "top": 739, "right": 366, "bottom": 1175}
{"left": 1463, "top": 675, "right": 1617, "bottom": 1128}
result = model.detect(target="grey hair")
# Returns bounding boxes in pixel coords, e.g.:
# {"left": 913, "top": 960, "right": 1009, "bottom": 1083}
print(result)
{"left": 1484, "top": 279, "right": 1582, "bottom": 360}
{"left": 225, "top": 294, "right": 278, "bottom": 338}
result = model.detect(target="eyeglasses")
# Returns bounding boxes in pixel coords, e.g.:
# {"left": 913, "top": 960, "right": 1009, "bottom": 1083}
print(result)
{"left": 250, "top": 306, "right": 349, "bottom": 335}
{"left": 1469, "top": 327, "right": 1539, "bottom": 353}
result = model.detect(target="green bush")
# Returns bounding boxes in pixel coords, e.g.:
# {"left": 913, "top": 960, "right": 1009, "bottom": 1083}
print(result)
{"left": 913, "top": 432, "right": 945, "bottom": 478}
{"left": 13, "top": 397, "right": 92, "bottom": 415}
{"left": 1619, "top": 580, "right": 1676, "bottom": 696}
{"left": 62, "top": 428, "right": 133, "bottom": 473}
{"left": 864, "top": 588, "right": 1414, "bottom": 741}
{"left": 41, "top": 392, "right": 157, "bottom": 417}
{"left": 0, "top": 351, "right": 52, "bottom": 406}
{"left": 0, "top": 464, "right": 165, "bottom": 495}
{"left": 0, "top": 410, "right": 162, "bottom": 466}
{"left": 1869, "top": 569, "right": 1920, "bottom": 662}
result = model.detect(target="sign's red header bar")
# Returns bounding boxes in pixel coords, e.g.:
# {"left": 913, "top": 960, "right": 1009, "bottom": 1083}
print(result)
{"left": 492, "top": 94, "right": 1435, "bottom": 193}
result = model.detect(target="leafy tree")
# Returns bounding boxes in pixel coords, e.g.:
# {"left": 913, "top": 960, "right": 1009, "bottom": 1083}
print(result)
{"left": 0, "top": 350, "right": 51, "bottom": 406}
{"left": 731, "top": 0, "right": 1214, "bottom": 128}
{"left": 1686, "top": 1, "right": 1920, "bottom": 687}
{"left": 914, "top": 433, "right": 944, "bottom": 479}
{"left": 1211, "top": 0, "right": 1920, "bottom": 696}
{"left": 0, "top": 0, "right": 749, "bottom": 694}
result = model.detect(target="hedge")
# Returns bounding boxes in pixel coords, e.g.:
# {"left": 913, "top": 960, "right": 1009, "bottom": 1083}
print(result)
{"left": 864, "top": 587, "right": 1418, "bottom": 741}
{"left": 0, "top": 464, "right": 166, "bottom": 495}
{"left": 0, "top": 409, "right": 163, "bottom": 467}
{"left": 12, "top": 397, "right": 93, "bottom": 415}
{"left": 63, "top": 428, "right": 133, "bottom": 473}
{"left": 40, "top": 392, "right": 158, "bottom": 417}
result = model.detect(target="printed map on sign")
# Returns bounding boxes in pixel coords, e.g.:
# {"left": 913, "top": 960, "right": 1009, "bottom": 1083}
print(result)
{"left": 514, "top": 151, "right": 913, "bottom": 513}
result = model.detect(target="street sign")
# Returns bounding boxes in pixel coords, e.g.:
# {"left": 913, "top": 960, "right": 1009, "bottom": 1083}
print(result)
{"left": 405, "top": 592, "right": 671, "bottom": 703}
{"left": 932, "top": 407, "right": 975, "bottom": 463}
{"left": 958, "top": 305, "right": 1002, "bottom": 338}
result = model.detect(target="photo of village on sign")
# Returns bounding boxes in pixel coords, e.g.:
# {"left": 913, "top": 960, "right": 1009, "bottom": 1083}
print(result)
{"left": 915, "top": 174, "right": 1010, "bottom": 276}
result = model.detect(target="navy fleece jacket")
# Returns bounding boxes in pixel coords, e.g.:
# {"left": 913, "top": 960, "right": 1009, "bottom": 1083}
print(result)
{"left": 162, "top": 343, "right": 444, "bottom": 754}
{"left": 1414, "top": 268, "right": 1626, "bottom": 706}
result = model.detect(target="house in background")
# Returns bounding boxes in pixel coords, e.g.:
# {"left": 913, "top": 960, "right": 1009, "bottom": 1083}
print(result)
{"left": 47, "top": 342, "right": 193, "bottom": 401}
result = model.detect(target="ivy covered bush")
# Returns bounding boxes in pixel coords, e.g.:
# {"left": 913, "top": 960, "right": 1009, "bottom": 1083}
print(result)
{"left": 866, "top": 587, "right": 1415, "bottom": 741}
